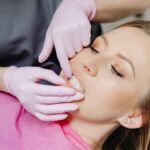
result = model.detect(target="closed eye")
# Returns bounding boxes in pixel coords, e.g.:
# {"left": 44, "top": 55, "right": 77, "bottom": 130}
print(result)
{"left": 90, "top": 46, "right": 100, "bottom": 54}
{"left": 111, "top": 65, "right": 124, "bottom": 78}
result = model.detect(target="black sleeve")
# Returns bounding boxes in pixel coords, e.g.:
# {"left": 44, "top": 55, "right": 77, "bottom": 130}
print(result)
{"left": 0, "top": 0, "right": 61, "bottom": 67}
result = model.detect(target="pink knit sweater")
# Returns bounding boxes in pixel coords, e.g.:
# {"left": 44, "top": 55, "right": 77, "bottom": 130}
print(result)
{"left": 0, "top": 92, "right": 91, "bottom": 150}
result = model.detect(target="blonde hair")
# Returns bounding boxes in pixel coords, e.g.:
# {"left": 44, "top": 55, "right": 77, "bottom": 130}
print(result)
{"left": 103, "top": 20, "right": 150, "bottom": 150}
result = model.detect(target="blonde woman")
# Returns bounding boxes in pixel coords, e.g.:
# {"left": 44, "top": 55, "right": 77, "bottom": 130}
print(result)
{"left": 0, "top": 20, "right": 150, "bottom": 150}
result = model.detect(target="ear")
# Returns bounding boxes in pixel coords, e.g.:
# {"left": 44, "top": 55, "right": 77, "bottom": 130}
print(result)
{"left": 117, "top": 109, "right": 145, "bottom": 129}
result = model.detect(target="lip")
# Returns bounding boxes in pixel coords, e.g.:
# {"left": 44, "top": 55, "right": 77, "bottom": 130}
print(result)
{"left": 72, "top": 67, "right": 85, "bottom": 90}
{"left": 60, "top": 71, "right": 84, "bottom": 93}
{"left": 70, "top": 75, "right": 84, "bottom": 93}
{"left": 60, "top": 71, "right": 70, "bottom": 87}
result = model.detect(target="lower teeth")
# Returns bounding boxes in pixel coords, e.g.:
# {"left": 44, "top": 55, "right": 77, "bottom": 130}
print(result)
{"left": 69, "top": 76, "right": 83, "bottom": 92}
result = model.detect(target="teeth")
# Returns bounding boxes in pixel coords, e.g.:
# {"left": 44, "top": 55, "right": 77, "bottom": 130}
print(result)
{"left": 69, "top": 76, "right": 84, "bottom": 92}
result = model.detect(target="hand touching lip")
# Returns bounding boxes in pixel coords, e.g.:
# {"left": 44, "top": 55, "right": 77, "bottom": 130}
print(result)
{"left": 60, "top": 71, "right": 84, "bottom": 93}
{"left": 69, "top": 75, "right": 84, "bottom": 93}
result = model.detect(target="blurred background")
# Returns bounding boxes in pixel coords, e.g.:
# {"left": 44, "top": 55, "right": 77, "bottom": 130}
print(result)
{"left": 101, "top": 9, "right": 150, "bottom": 33}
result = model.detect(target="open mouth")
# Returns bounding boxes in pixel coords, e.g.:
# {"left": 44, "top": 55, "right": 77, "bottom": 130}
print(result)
{"left": 60, "top": 71, "right": 84, "bottom": 93}
{"left": 69, "top": 75, "right": 84, "bottom": 93}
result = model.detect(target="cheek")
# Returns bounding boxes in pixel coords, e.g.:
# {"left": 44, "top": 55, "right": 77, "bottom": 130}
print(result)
{"left": 73, "top": 79, "right": 137, "bottom": 122}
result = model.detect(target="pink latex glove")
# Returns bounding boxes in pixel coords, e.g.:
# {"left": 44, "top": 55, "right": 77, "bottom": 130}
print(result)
{"left": 4, "top": 66, "right": 84, "bottom": 121}
{"left": 39, "top": 0, "right": 96, "bottom": 78}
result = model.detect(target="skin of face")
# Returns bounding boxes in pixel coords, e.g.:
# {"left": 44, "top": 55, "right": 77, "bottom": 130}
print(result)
{"left": 61, "top": 27, "right": 150, "bottom": 124}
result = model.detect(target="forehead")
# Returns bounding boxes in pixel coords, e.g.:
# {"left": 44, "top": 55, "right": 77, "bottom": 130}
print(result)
{"left": 104, "top": 26, "right": 150, "bottom": 47}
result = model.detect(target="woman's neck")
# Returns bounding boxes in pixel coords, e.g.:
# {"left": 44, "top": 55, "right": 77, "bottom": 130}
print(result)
{"left": 67, "top": 117, "right": 119, "bottom": 150}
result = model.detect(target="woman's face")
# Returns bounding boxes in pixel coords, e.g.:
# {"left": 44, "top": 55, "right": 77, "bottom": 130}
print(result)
{"left": 61, "top": 27, "right": 150, "bottom": 123}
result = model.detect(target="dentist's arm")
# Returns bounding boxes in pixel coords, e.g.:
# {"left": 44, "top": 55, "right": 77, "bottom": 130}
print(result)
{"left": 93, "top": 0, "right": 150, "bottom": 22}
{"left": 0, "top": 66, "right": 83, "bottom": 121}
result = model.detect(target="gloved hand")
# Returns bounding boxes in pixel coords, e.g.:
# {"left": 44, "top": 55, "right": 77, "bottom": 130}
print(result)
{"left": 4, "top": 66, "right": 84, "bottom": 121}
{"left": 39, "top": 0, "right": 96, "bottom": 78}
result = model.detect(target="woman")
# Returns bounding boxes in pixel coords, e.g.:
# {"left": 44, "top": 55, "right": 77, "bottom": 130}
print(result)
{"left": 0, "top": 20, "right": 150, "bottom": 150}
{"left": 0, "top": 0, "right": 150, "bottom": 122}
{"left": 61, "top": 20, "right": 150, "bottom": 150}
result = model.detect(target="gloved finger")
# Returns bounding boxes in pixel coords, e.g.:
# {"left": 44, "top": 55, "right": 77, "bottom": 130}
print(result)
{"left": 30, "top": 68, "right": 66, "bottom": 85}
{"left": 35, "top": 103, "right": 79, "bottom": 115}
{"left": 54, "top": 36, "right": 72, "bottom": 78}
{"left": 36, "top": 92, "right": 84, "bottom": 104}
{"left": 70, "top": 27, "right": 83, "bottom": 53}
{"left": 63, "top": 35, "right": 75, "bottom": 58}
{"left": 38, "top": 33, "right": 53, "bottom": 63}
{"left": 25, "top": 82, "right": 75, "bottom": 96}
{"left": 74, "top": 38, "right": 83, "bottom": 53}
{"left": 35, "top": 113, "right": 68, "bottom": 121}
{"left": 80, "top": 21, "right": 91, "bottom": 47}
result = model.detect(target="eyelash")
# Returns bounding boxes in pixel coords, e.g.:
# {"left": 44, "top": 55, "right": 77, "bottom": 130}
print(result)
{"left": 111, "top": 65, "right": 124, "bottom": 78}
{"left": 90, "top": 47, "right": 124, "bottom": 78}
{"left": 90, "top": 46, "right": 99, "bottom": 54}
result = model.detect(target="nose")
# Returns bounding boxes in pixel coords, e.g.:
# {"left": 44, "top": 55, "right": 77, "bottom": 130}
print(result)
{"left": 83, "top": 58, "right": 97, "bottom": 77}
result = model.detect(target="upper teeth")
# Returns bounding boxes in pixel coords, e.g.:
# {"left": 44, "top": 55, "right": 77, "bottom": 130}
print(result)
{"left": 69, "top": 76, "right": 84, "bottom": 93}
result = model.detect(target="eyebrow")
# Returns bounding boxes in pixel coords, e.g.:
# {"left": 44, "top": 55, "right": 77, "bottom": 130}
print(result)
{"left": 101, "top": 35, "right": 135, "bottom": 78}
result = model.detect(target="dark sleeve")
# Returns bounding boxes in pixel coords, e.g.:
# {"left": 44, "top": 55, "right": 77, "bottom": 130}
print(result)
{"left": 0, "top": 0, "right": 61, "bottom": 67}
